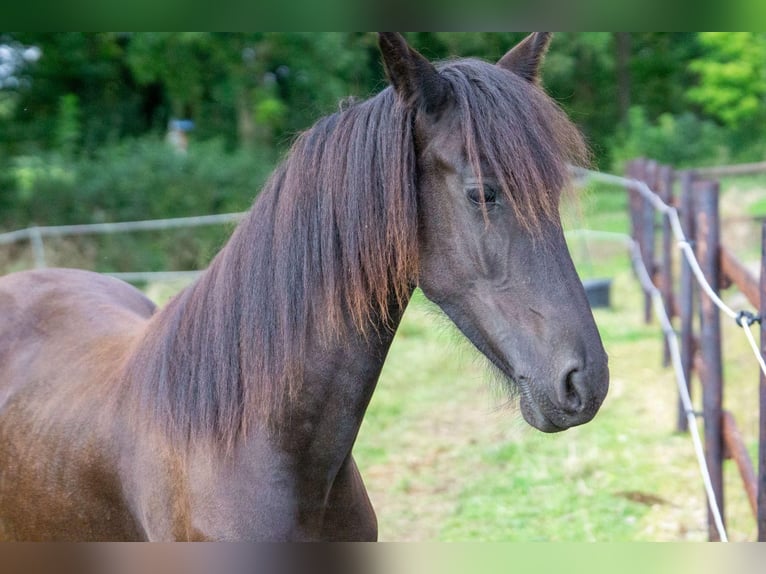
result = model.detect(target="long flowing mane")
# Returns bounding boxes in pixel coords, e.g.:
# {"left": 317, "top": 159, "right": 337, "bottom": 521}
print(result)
{"left": 441, "top": 59, "right": 588, "bottom": 228}
{"left": 121, "top": 58, "right": 587, "bottom": 448}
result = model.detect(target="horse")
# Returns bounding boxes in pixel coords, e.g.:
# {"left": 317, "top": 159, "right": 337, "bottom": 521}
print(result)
{"left": 0, "top": 32, "right": 608, "bottom": 541}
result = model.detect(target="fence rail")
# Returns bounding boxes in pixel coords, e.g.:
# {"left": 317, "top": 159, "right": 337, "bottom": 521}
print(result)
{"left": 0, "top": 211, "right": 246, "bottom": 273}
{"left": 693, "top": 160, "right": 766, "bottom": 179}
{"left": 0, "top": 212, "right": 247, "bottom": 244}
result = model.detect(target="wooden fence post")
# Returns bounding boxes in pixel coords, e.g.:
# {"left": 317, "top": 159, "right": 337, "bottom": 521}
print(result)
{"left": 627, "top": 159, "right": 641, "bottom": 244}
{"left": 695, "top": 179, "right": 725, "bottom": 541}
{"left": 658, "top": 165, "right": 674, "bottom": 366}
{"left": 759, "top": 220, "right": 766, "bottom": 541}
{"left": 29, "top": 226, "right": 46, "bottom": 268}
{"left": 678, "top": 170, "right": 696, "bottom": 433}
{"left": 641, "top": 160, "right": 658, "bottom": 324}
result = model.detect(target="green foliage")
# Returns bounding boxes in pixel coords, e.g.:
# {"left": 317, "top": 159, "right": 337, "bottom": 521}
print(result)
{"left": 0, "top": 92, "right": 16, "bottom": 121}
{"left": 126, "top": 32, "right": 213, "bottom": 116}
{"left": 2, "top": 33, "right": 146, "bottom": 154}
{"left": 541, "top": 33, "right": 620, "bottom": 163}
{"left": 260, "top": 32, "right": 379, "bottom": 140}
{"left": 122, "top": 32, "right": 379, "bottom": 150}
{"left": 54, "top": 93, "right": 81, "bottom": 157}
{"left": 611, "top": 106, "right": 725, "bottom": 170}
{"left": 1, "top": 32, "right": 766, "bottom": 245}
{"left": 686, "top": 33, "right": 766, "bottom": 129}
{"left": 2, "top": 136, "right": 276, "bottom": 272}
{"left": 627, "top": 33, "right": 701, "bottom": 120}
{"left": 9, "top": 154, "right": 76, "bottom": 206}
{"left": 254, "top": 95, "right": 287, "bottom": 128}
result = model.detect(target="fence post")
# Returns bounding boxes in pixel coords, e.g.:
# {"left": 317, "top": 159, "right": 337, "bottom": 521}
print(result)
{"left": 641, "top": 160, "right": 658, "bottom": 324}
{"left": 626, "top": 159, "right": 640, "bottom": 244}
{"left": 29, "top": 226, "right": 46, "bottom": 268}
{"left": 759, "top": 220, "right": 766, "bottom": 541}
{"left": 658, "top": 165, "right": 675, "bottom": 366}
{"left": 695, "top": 179, "right": 725, "bottom": 541}
{"left": 627, "top": 159, "right": 648, "bottom": 322}
{"left": 678, "top": 170, "right": 696, "bottom": 433}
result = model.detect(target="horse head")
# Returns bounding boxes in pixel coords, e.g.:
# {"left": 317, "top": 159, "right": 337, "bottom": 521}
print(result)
{"left": 379, "top": 32, "right": 609, "bottom": 432}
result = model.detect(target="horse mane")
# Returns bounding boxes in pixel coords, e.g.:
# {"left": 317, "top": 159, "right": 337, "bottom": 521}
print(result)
{"left": 439, "top": 59, "right": 589, "bottom": 228}
{"left": 123, "top": 87, "right": 419, "bottom": 448}
{"left": 121, "top": 57, "right": 588, "bottom": 449}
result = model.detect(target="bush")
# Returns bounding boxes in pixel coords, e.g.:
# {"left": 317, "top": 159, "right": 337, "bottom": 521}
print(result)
{"left": 610, "top": 106, "right": 727, "bottom": 171}
{"left": 78, "top": 137, "right": 275, "bottom": 222}
{"left": 1, "top": 136, "right": 277, "bottom": 272}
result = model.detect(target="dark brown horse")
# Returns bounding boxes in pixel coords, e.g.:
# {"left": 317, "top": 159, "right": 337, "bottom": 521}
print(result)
{"left": 0, "top": 33, "right": 608, "bottom": 541}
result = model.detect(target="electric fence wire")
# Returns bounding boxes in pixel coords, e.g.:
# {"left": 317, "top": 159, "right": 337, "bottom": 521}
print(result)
{"left": 567, "top": 166, "right": 766, "bottom": 542}
{"left": 567, "top": 227, "right": 729, "bottom": 542}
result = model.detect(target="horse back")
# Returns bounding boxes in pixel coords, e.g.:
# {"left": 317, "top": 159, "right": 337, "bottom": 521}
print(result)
{"left": 0, "top": 268, "right": 155, "bottom": 401}
{"left": 0, "top": 268, "right": 156, "bottom": 540}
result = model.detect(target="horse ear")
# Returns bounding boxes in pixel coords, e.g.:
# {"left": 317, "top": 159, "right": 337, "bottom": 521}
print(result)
{"left": 496, "top": 32, "right": 552, "bottom": 84}
{"left": 378, "top": 32, "right": 450, "bottom": 115}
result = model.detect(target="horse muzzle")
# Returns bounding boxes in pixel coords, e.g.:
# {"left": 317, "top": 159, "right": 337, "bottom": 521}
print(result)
{"left": 518, "top": 355, "right": 609, "bottom": 433}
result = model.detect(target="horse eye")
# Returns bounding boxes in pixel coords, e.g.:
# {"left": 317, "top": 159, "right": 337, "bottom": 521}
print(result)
{"left": 467, "top": 184, "right": 498, "bottom": 205}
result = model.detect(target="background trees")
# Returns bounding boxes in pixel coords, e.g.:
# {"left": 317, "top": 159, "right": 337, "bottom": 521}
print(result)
{"left": 1, "top": 32, "right": 764, "bottom": 234}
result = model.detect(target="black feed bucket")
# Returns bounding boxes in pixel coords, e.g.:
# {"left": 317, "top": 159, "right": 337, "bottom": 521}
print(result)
{"left": 582, "top": 278, "right": 612, "bottom": 309}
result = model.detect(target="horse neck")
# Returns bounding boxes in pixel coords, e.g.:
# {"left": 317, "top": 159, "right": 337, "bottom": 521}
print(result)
{"left": 130, "top": 178, "right": 412, "bottom": 451}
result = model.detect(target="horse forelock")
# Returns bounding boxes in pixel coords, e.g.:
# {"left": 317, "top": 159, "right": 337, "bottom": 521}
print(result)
{"left": 439, "top": 58, "right": 589, "bottom": 231}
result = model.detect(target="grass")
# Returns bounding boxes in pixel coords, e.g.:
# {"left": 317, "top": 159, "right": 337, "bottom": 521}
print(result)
{"left": 714, "top": 173, "right": 766, "bottom": 266}
{"left": 562, "top": 180, "right": 632, "bottom": 280}
{"left": 354, "top": 274, "right": 715, "bottom": 541}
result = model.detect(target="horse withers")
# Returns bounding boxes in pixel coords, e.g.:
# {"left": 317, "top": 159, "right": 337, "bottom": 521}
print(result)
{"left": 0, "top": 32, "right": 608, "bottom": 540}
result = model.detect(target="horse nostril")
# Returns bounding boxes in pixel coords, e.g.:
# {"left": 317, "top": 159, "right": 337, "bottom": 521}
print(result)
{"left": 557, "top": 368, "right": 585, "bottom": 413}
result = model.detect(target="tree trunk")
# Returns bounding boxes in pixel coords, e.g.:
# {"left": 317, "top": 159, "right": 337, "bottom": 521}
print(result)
{"left": 614, "top": 32, "right": 631, "bottom": 125}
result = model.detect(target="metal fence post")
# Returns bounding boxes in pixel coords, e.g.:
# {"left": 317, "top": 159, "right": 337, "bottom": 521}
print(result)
{"left": 29, "top": 226, "right": 46, "bottom": 268}
{"left": 695, "top": 179, "right": 725, "bottom": 541}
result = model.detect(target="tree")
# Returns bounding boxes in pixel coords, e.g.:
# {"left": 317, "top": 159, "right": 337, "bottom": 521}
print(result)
{"left": 125, "top": 33, "right": 380, "bottom": 150}
{"left": 2, "top": 33, "right": 148, "bottom": 154}
{"left": 686, "top": 32, "right": 766, "bottom": 130}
